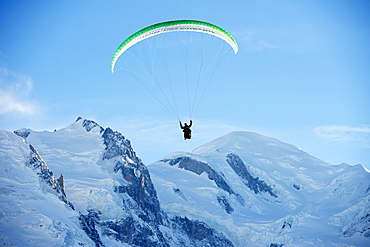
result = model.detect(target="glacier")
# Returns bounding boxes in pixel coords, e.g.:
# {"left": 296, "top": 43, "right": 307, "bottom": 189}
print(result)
{"left": 0, "top": 118, "right": 369, "bottom": 246}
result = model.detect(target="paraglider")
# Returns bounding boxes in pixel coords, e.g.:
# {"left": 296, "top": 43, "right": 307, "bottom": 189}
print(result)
{"left": 111, "top": 20, "right": 238, "bottom": 139}
{"left": 180, "top": 120, "right": 193, "bottom": 140}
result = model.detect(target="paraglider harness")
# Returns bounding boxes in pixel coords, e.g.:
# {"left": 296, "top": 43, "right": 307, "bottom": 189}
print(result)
{"left": 180, "top": 120, "right": 193, "bottom": 140}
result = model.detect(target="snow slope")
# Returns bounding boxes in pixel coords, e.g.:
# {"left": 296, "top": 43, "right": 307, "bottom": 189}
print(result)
{"left": 1, "top": 118, "right": 233, "bottom": 246}
{"left": 148, "top": 131, "right": 370, "bottom": 246}
{"left": 0, "top": 129, "right": 93, "bottom": 246}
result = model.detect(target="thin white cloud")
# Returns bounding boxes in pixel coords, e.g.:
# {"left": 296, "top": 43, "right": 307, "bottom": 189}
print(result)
{"left": 314, "top": 125, "right": 370, "bottom": 148}
{"left": 235, "top": 29, "right": 279, "bottom": 52}
{"left": 234, "top": 23, "right": 321, "bottom": 54}
{"left": 0, "top": 68, "right": 37, "bottom": 115}
{"left": 0, "top": 91, "right": 35, "bottom": 114}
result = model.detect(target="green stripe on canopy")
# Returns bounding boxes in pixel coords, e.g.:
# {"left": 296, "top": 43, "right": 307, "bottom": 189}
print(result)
{"left": 111, "top": 20, "right": 238, "bottom": 73}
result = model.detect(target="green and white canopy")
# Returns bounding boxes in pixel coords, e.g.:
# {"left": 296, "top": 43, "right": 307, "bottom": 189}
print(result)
{"left": 111, "top": 20, "right": 238, "bottom": 73}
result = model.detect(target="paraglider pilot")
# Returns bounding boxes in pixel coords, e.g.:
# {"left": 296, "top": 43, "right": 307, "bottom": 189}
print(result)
{"left": 180, "top": 120, "right": 193, "bottom": 140}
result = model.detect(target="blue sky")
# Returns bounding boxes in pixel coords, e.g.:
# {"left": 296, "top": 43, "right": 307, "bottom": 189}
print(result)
{"left": 1, "top": 0, "right": 369, "bottom": 169}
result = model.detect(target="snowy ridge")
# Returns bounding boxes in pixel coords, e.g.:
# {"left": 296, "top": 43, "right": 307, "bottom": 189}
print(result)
{"left": 149, "top": 131, "right": 370, "bottom": 246}
{"left": 0, "top": 118, "right": 232, "bottom": 246}
{"left": 0, "top": 129, "right": 91, "bottom": 246}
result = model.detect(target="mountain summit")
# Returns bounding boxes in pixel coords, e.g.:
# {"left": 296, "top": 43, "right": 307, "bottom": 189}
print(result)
{"left": 1, "top": 118, "right": 369, "bottom": 246}
{"left": 149, "top": 131, "right": 370, "bottom": 246}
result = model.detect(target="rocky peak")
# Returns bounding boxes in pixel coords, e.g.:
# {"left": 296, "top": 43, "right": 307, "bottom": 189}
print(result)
{"left": 76, "top": 117, "right": 104, "bottom": 133}
{"left": 101, "top": 127, "right": 138, "bottom": 162}
{"left": 27, "top": 144, "right": 74, "bottom": 209}
{"left": 14, "top": 128, "right": 31, "bottom": 139}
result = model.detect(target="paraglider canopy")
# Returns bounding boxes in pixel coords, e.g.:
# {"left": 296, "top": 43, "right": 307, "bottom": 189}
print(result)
{"left": 111, "top": 20, "right": 238, "bottom": 73}
{"left": 111, "top": 20, "right": 238, "bottom": 121}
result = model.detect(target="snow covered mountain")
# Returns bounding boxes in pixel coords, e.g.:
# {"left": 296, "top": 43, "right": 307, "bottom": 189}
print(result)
{"left": 1, "top": 118, "right": 232, "bottom": 246}
{"left": 0, "top": 118, "right": 369, "bottom": 246}
{"left": 149, "top": 131, "right": 370, "bottom": 246}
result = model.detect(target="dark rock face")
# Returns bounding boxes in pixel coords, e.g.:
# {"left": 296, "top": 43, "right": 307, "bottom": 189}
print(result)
{"left": 82, "top": 119, "right": 104, "bottom": 133}
{"left": 270, "top": 244, "right": 284, "bottom": 247}
{"left": 279, "top": 217, "right": 293, "bottom": 235}
{"left": 293, "top": 184, "right": 300, "bottom": 190}
{"left": 162, "top": 156, "right": 235, "bottom": 195}
{"left": 26, "top": 144, "right": 74, "bottom": 209}
{"left": 102, "top": 127, "right": 138, "bottom": 161}
{"left": 102, "top": 217, "right": 168, "bottom": 247}
{"left": 14, "top": 129, "right": 30, "bottom": 139}
{"left": 343, "top": 213, "right": 370, "bottom": 238}
{"left": 173, "top": 216, "right": 234, "bottom": 247}
{"left": 79, "top": 210, "right": 104, "bottom": 247}
{"left": 217, "top": 196, "right": 234, "bottom": 214}
{"left": 226, "top": 153, "right": 278, "bottom": 198}
{"left": 83, "top": 125, "right": 168, "bottom": 246}
{"left": 114, "top": 161, "right": 162, "bottom": 223}
{"left": 102, "top": 127, "right": 162, "bottom": 223}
